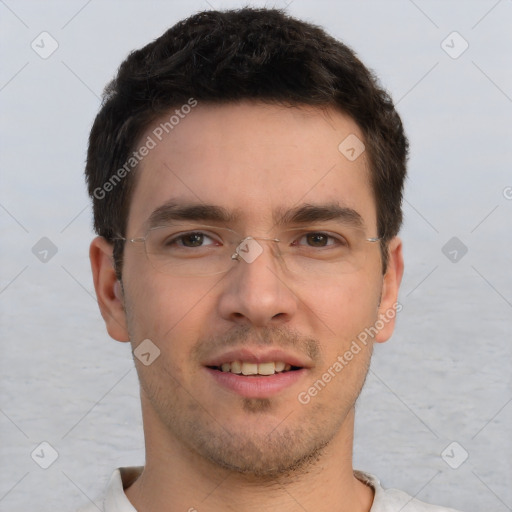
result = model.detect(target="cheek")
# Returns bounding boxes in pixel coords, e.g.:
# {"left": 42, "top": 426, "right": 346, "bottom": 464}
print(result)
{"left": 123, "top": 272, "right": 211, "bottom": 361}
{"left": 305, "top": 277, "right": 379, "bottom": 400}
{"left": 310, "top": 274, "right": 380, "bottom": 341}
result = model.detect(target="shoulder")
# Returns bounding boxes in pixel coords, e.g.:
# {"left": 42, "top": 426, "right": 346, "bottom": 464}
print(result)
{"left": 355, "top": 471, "right": 463, "bottom": 512}
{"left": 75, "top": 467, "right": 142, "bottom": 512}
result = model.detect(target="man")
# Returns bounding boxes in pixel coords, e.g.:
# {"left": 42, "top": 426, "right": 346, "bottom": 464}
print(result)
{"left": 82, "top": 8, "right": 461, "bottom": 512}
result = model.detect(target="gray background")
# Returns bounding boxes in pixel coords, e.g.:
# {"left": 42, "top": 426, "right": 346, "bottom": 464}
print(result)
{"left": 1, "top": 0, "right": 511, "bottom": 510}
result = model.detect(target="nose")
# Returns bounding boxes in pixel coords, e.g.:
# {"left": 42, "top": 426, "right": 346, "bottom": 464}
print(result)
{"left": 216, "top": 239, "right": 299, "bottom": 327}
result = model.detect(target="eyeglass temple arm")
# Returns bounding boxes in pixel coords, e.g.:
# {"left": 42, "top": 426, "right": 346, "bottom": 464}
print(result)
{"left": 111, "top": 236, "right": 146, "bottom": 243}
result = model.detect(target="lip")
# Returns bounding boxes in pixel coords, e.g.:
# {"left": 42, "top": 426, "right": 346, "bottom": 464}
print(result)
{"left": 203, "top": 347, "right": 312, "bottom": 369}
{"left": 204, "top": 366, "right": 309, "bottom": 398}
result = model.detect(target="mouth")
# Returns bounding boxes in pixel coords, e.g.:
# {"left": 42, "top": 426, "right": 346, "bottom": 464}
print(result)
{"left": 207, "top": 361, "right": 302, "bottom": 376}
{"left": 203, "top": 349, "right": 310, "bottom": 398}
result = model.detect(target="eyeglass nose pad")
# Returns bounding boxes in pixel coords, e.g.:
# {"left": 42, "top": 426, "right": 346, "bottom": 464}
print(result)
{"left": 230, "top": 235, "right": 247, "bottom": 262}
{"left": 230, "top": 236, "right": 255, "bottom": 263}
{"left": 230, "top": 236, "right": 285, "bottom": 269}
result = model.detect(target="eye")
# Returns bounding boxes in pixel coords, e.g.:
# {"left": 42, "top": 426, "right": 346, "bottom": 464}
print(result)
{"left": 165, "top": 231, "right": 219, "bottom": 248}
{"left": 295, "top": 232, "right": 348, "bottom": 248}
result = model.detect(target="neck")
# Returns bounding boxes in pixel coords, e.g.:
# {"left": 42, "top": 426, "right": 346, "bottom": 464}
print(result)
{"left": 125, "top": 401, "right": 374, "bottom": 512}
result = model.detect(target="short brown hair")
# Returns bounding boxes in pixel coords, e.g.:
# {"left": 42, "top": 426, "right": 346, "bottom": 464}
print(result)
{"left": 85, "top": 8, "right": 408, "bottom": 278}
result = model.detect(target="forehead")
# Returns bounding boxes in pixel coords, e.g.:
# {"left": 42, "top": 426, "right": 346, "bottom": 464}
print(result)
{"left": 126, "top": 102, "right": 376, "bottom": 234}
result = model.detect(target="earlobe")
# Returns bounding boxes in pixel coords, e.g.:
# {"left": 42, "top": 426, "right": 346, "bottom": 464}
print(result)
{"left": 89, "top": 236, "right": 130, "bottom": 342}
{"left": 375, "top": 236, "right": 404, "bottom": 344}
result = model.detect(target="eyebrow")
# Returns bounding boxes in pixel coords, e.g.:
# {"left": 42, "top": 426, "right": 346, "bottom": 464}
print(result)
{"left": 146, "top": 200, "right": 365, "bottom": 230}
{"left": 274, "top": 203, "right": 365, "bottom": 229}
{"left": 147, "top": 202, "right": 241, "bottom": 228}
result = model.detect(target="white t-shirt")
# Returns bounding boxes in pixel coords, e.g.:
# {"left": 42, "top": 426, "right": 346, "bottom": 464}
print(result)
{"left": 78, "top": 467, "right": 462, "bottom": 512}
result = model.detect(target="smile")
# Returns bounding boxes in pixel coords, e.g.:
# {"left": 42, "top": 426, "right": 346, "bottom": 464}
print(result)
{"left": 209, "top": 361, "right": 299, "bottom": 375}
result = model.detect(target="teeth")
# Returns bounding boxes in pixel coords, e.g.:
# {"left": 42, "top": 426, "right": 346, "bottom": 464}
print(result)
{"left": 218, "top": 361, "right": 294, "bottom": 375}
{"left": 230, "top": 361, "right": 242, "bottom": 374}
{"left": 275, "top": 361, "right": 286, "bottom": 372}
{"left": 257, "top": 362, "right": 275, "bottom": 375}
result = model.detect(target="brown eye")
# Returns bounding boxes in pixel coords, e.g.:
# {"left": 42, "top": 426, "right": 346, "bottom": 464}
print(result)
{"left": 306, "top": 233, "right": 329, "bottom": 247}
{"left": 295, "top": 232, "right": 347, "bottom": 248}
{"left": 162, "top": 231, "right": 218, "bottom": 249}
{"left": 180, "top": 233, "right": 206, "bottom": 247}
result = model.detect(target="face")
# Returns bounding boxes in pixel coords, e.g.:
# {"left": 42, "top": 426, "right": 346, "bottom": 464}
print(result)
{"left": 92, "top": 102, "right": 403, "bottom": 477}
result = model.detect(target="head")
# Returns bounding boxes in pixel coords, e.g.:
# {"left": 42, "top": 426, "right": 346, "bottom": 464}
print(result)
{"left": 87, "top": 8, "right": 407, "bottom": 279}
{"left": 87, "top": 8, "right": 407, "bottom": 478}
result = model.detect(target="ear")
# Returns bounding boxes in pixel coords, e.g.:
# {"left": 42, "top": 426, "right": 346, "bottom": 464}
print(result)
{"left": 89, "top": 236, "right": 130, "bottom": 342}
{"left": 375, "top": 236, "right": 404, "bottom": 343}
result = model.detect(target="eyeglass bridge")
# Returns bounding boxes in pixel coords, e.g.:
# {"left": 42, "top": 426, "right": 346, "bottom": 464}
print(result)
{"left": 231, "top": 235, "right": 281, "bottom": 262}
